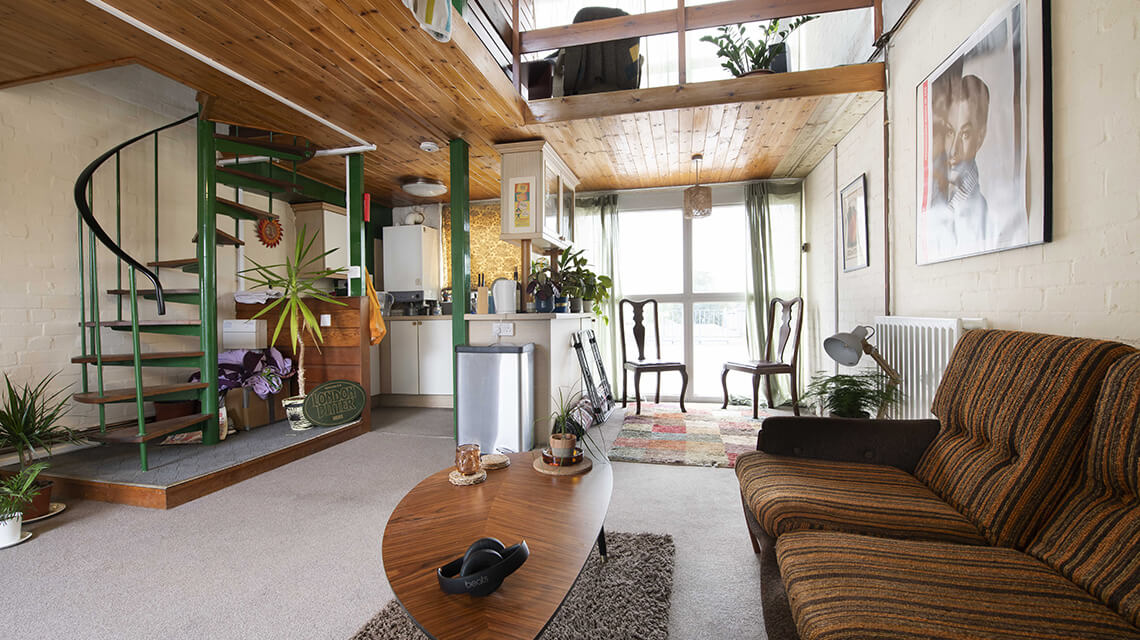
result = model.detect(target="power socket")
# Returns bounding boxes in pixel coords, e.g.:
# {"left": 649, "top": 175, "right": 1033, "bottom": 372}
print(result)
{"left": 492, "top": 322, "right": 515, "bottom": 337}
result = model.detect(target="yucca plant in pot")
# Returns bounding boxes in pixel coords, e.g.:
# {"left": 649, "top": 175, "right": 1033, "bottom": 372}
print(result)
{"left": 0, "top": 372, "right": 74, "bottom": 519}
{"left": 239, "top": 227, "right": 346, "bottom": 430}
{"left": 0, "top": 462, "right": 47, "bottom": 546}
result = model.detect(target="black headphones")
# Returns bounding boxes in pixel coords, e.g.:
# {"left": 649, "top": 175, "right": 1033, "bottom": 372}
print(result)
{"left": 436, "top": 537, "right": 529, "bottom": 597}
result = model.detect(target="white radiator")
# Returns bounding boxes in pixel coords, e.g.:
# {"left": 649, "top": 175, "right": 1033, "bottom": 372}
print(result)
{"left": 874, "top": 316, "right": 986, "bottom": 419}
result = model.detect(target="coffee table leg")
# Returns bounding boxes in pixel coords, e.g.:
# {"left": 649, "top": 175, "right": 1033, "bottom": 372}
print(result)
{"left": 597, "top": 527, "right": 608, "bottom": 561}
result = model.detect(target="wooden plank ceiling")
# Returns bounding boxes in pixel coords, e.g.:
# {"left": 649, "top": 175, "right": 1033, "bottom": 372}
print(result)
{"left": 0, "top": 0, "right": 880, "bottom": 205}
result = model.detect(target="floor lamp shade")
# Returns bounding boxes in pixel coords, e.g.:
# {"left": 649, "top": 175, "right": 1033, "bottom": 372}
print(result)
{"left": 824, "top": 326, "right": 871, "bottom": 367}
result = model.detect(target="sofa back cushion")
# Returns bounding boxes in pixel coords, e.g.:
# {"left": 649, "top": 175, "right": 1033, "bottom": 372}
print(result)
{"left": 915, "top": 330, "right": 1134, "bottom": 548}
{"left": 1028, "top": 353, "right": 1140, "bottom": 627}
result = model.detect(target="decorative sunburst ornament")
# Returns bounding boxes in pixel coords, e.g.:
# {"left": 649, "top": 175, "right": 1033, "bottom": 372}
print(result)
{"left": 256, "top": 218, "right": 283, "bottom": 248}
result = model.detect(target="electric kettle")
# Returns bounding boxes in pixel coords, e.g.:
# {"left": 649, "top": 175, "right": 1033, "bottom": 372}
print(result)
{"left": 491, "top": 278, "right": 516, "bottom": 315}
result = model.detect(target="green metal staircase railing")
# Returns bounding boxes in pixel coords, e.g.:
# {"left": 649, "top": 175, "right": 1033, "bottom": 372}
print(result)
{"left": 72, "top": 112, "right": 319, "bottom": 471}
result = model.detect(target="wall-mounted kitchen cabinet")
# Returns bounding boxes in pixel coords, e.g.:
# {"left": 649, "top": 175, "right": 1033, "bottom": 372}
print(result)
{"left": 495, "top": 140, "right": 579, "bottom": 252}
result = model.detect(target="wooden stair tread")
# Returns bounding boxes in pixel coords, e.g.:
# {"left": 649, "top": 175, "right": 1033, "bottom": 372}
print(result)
{"left": 81, "top": 319, "right": 201, "bottom": 328}
{"left": 192, "top": 228, "right": 244, "bottom": 246}
{"left": 71, "top": 351, "right": 204, "bottom": 364}
{"left": 74, "top": 382, "right": 209, "bottom": 404}
{"left": 216, "top": 167, "right": 298, "bottom": 192}
{"left": 146, "top": 257, "right": 198, "bottom": 268}
{"left": 107, "top": 288, "right": 199, "bottom": 296}
{"left": 215, "top": 197, "right": 277, "bottom": 221}
{"left": 88, "top": 413, "right": 212, "bottom": 444}
{"left": 214, "top": 134, "right": 313, "bottom": 157}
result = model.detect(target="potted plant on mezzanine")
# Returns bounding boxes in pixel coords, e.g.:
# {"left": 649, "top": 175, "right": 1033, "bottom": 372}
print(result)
{"left": 700, "top": 16, "right": 817, "bottom": 76}
{"left": 0, "top": 372, "right": 75, "bottom": 520}
{"left": 239, "top": 227, "right": 346, "bottom": 430}
{"left": 0, "top": 462, "right": 48, "bottom": 547}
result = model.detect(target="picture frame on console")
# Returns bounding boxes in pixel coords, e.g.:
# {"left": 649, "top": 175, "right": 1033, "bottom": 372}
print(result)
{"left": 915, "top": 0, "right": 1052, "bottom": 265}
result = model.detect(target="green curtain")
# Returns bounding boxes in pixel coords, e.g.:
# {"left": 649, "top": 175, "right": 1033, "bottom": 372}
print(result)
{"left": 744, "top": 181, "right": 803, "bottom": 408}
{"left": 574, "top": 194, "right": 621, "bottom": 393}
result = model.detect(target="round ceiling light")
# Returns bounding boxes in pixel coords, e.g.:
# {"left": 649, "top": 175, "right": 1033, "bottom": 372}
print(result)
{"left": 401, "top": 177, "right": 447, "bottom": 198}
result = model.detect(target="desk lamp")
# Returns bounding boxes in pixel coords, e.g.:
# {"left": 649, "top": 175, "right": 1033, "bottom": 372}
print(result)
{"left": 824, "top": 325, "right": 902, "bottom": 418}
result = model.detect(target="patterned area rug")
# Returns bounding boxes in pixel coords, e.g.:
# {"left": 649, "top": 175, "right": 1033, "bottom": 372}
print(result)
{"left": 609, "top": 403, "right": 768, "bottom": 468}
{"left": 351, "top": 532, "right": 674, "bottom": 640}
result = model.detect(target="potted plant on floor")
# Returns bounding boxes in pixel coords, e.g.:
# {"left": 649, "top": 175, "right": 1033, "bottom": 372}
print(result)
{"left": 240, "top": 227, "right": 346, "bottom": 430}
{"left": 0, "top": 462, "right": 47, "bottom": 547}
{"left": 802, "top": 371, "right": 901, "bottom": 418}
{"left": 527, "top": 260, "right": 560, "bottom": 314}
{"left": 0, "top": 372, "right": 74, "bottom": 520}
{"left": 700, "top": 16, "right": 817, "bottom": 76}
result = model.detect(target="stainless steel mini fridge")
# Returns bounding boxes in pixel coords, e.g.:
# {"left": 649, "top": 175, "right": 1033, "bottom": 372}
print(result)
{"left": 456, "top": 343, "right": 535, "bottom": 453}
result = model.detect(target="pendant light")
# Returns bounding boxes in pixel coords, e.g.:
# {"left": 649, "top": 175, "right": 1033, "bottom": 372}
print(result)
{"left": 683, "top": 154, "right": 711, "bottom": 219}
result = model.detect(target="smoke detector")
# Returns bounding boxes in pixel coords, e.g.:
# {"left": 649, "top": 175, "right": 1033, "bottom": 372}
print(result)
{"left": 419, "top": 140, "right": 440, "bottom": 153}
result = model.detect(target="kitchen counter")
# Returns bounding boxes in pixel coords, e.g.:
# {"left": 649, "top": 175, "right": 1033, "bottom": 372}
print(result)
{"left": 466, "top": 313, "right": 592, "bottom": 321}
{"left": 384, "top": 315, "right": 452, "bottom": 321}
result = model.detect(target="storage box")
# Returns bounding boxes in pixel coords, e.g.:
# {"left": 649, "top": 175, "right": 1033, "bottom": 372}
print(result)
{"left": 222, "top": 319, "right": 268, "bottom": 349}
{"left": 224, "top": 388, "right": 287, "bottom": 430}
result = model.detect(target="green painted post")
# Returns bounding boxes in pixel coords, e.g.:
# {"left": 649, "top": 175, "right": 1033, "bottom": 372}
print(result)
{"left": 347, "top": 154, "right": 365, "bottom": 297}
{"left": 88, "top": 181, "right": 106, "bottom": 431}
{"left": 76, "top": 209, "right": 88, "bottom": 393}
{"left": 449, "top": 139, "right": 470, "bottom": 440}
{"left": 128, "top": 268, "right": 148, "bottom": 470}
{"left": 115, "top": 152, "right": 122, "bottom": 321}
{"left": 197, "top": 116, "right": 220, "bottom": 445}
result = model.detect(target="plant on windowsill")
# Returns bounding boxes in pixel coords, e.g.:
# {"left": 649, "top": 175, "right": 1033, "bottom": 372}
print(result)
{"left": 239, "top": 226, "right": 346, "bottom": 430}
{"left": 0, "top": 371, "right": 75, "bottom": 520}
{"left": 547, "top": 388, "right": 604, "bottom": 462}
{"left": 700, "top": 16, "right": 817, "bottom": 77}
{"left": 0, "top": 462, "right": 47, "bottom": 547}
{"left": 802, "top": 371, "right": 902, "bottom": 419}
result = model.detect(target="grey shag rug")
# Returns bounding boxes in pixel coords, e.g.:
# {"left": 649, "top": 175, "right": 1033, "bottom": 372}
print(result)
{"left": 352, "top": 531, "right": 675, "bottom": 640}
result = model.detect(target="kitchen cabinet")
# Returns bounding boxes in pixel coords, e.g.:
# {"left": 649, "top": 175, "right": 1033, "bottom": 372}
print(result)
{"left": 383, "top": 318, "right": 453, "bottom": 398}
{"left": 495, "top": 140, "right": 579, "bottom": 252}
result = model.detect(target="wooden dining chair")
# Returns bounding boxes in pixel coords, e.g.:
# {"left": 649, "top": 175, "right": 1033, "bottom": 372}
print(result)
{"left": 720, "top": 297, "right": 804, "bottom": 418}
{"left": 619, "top": 298, "right": 688, "bottom": 415}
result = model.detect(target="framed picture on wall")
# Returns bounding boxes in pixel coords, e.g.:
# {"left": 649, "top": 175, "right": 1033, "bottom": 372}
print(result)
{"left": 841, "top": 174, "right": 869, "bottom": 272}
{"left": 916, "top": 0, "right": 1052, "bottom": 265}
{"left": 509, "top": 177, "right": 533, "bottom": 231}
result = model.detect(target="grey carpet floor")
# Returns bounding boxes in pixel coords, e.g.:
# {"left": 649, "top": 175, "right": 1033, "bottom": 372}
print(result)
{"left": 0, "top": 406, "right": 774, "bottom": 640}
{"left": 351, "top": 532, "right": 674, "bottom": 640}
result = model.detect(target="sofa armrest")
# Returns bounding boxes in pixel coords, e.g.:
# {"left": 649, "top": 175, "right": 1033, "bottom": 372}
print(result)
{"left": 757, "top": 416, "right": 941, "bottom": 474}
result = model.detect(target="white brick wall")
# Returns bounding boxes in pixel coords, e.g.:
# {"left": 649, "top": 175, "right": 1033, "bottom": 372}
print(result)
{"left": 803, "top": 0, "right": 1140, "bottom": 354}
{"left": 0, "top": 66, "right": 296, "bottom": 427}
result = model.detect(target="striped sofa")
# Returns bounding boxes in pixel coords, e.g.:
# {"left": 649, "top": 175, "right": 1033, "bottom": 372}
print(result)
{"left": 734, "top": 330, "right": 1140, "bottom": 639}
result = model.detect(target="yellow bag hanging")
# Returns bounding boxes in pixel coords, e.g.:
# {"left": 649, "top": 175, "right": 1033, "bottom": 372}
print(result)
{"left": 365, "top": 269, "right": 387, "bottom": 345}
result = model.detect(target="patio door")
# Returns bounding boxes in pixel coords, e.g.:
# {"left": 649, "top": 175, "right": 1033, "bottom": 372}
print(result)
{"left": 617, "top": 204, "right": 755, "bottom": 403}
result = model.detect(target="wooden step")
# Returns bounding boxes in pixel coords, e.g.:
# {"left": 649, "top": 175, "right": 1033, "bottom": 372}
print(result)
{"left": 73, "top": 382, "right": 209, "bottom": 405}
{"left": 215, "top": 197, "right": 277, "bottom": 222}
{"left": 214, "top": 134, "right": 313, "bottom": 162}
{"left": 81, "top": 319, "right": 200, "bottom": 328}
{"left": 88, "top": 413, "right": 212, "bottom": 444}
{"left": 71, "top": 351, "right": 205, "bottom": 365}
{"left": 192, "top": 228, "right": 244, "bottom": 246}
{"left": 216, "top": 167, "right": 299, "bottom": 194}
{"left": 107, "top": 288, "right": 201, "bottom": 305}
{"left": 146, "top": 257, "right": 198, "bottom": 269}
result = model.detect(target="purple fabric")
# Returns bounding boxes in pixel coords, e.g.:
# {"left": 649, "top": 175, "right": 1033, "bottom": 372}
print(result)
{"left": 191, "top": 348, "right": 294, "bottom": 398}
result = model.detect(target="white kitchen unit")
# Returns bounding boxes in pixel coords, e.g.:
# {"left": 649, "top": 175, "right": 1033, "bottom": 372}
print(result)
{"left": 382, "top": 224, "right": 441, "bottom": 300}
{"left": 292, "top": 202, "right": 347, "bottom": 272}
{"left": 494, "top": 140, "right": 579, "bottom": 252}
{"left": 378, "top": 316, "right": 453, "bottom": 407}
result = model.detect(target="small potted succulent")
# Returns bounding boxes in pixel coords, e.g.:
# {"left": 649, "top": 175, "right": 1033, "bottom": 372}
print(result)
{"left": 527, "top": 260, "right": 559, "bottom": 314}
{"left": 802, "top": 371, "right": 902, "bottom": 418}
{"left": 0, "top": 372, "right": 74, "bottom": 520}
{"left": 700, "top": 16, "right": 817, "bottom": 76}
{"left": 240, "top": 227, "right": 346, "bottom": 430}
{"left": 0, "top": 462, "right": 47, "bottom": 546}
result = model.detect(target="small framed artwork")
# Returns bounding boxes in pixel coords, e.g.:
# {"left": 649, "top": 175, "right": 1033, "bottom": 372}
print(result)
{"left": 916, "top": 0, "right": 1052, "bottom": 264}
{"left": 841, "top": 174, "right": 869, "bottom": 272}
{"left": 509, "top": 177, "right": 533, "bottom": 231}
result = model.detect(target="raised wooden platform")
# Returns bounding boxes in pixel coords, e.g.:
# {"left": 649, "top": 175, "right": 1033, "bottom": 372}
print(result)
{"left": 45, "top": 419, "right": 369, "bottom": 509}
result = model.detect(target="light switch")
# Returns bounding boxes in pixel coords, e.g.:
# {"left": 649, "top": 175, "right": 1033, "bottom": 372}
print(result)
{"left": 319, "top": 313, "right": 332, "bottom": 327}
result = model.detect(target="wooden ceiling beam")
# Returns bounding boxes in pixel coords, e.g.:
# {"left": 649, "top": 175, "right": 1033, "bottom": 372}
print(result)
{"left": 526, "top": 62, "right": 884, "bottom": 123}
{"left": 519, "top": 0, "right": 874, "bottom": 54}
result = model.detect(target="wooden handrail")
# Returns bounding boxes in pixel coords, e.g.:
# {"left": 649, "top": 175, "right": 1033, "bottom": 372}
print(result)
{"left": 519, "top": 0, "right": 874, "bottom": 54}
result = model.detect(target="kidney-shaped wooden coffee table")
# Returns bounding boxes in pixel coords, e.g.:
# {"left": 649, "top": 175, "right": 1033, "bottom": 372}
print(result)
{"left": 382, "top": 450, "right": 613, "bottom": 640}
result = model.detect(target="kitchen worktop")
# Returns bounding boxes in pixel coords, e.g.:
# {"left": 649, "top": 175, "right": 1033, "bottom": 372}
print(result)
{"left": 466, "top": 313, "right": 593, "bottom": 321}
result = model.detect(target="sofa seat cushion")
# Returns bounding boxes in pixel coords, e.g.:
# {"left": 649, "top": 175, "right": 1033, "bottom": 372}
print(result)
{"left": 736, "top": 451, "right": 987, "bottom": 544}
{"left": 1028, "top": 353, "right": 1140, "bottom": 627}
{"left": 776, "top": 530, "right": 1140, "bottom": 640}
{"left": 916, "top": 330, "right": 1135, "bottom": 549}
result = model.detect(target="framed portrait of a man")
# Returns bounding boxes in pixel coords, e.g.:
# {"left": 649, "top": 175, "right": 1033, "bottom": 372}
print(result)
{"left": 916, "top": 0, "right": 1052, "bottom": 265}
{"left": 841, "top": 174, "right": 868, "bottom": 272}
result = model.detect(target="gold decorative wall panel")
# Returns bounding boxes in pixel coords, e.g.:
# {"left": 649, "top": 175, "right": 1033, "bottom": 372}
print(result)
{"left": 441, "top": 204, "right": 521, "bottom": 288}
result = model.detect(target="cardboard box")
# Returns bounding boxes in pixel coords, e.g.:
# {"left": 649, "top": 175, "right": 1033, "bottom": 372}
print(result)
{"left": 224, "top": 388, "right": 288, "bottom": 430}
